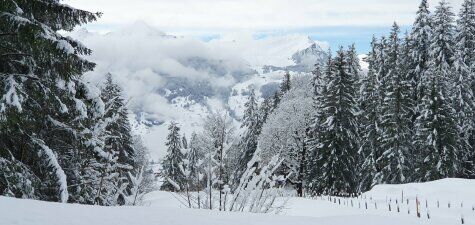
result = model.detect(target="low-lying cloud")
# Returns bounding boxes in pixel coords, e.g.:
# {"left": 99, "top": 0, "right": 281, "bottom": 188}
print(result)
{"left": 74, "top": 22, "right": 253, "bottom": 122}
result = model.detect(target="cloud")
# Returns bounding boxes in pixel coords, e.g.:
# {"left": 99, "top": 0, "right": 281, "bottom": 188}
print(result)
{"left": 65, "top": 0, "right": 464, "bottom": 34}
{"left": 75, "top": 22, "right": 254, "bottom": 122}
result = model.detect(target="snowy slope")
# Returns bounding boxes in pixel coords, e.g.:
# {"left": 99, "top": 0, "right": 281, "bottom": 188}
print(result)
{"left": 0, "top": 196, "right": 422, "bottom": 225}
{"left": 286, "top": 178, "right": 475, "bottom": 225}
{"left": 208, "top": 32, "right": 327, "bottom": 68}
{"left": 2, "top": 178, "right": 473, "bottom": 225}
{"left": 142, "top": 178, "right": 475, "bottom": 225}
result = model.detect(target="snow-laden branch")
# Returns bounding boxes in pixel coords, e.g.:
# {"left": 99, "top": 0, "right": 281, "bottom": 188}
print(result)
{"left": 31, "top": 138, "right": 69, "bottom": 203}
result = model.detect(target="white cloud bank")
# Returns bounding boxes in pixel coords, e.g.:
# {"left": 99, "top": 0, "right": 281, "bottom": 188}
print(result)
{"left": 75, "top": 22, "right": 250, "bottom": 121}
{"left": 65, "top": 0, "right": 464, "bottom": 34}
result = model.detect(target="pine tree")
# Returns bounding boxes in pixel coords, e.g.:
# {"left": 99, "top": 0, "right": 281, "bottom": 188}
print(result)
{"left": 99, "top": 73, "right": 135, "bottom": 205}
{"left": 375, "top": 23, "right": 414, "bottom": 184}
{"left": 271, "top": 71, "right": 292, "bottom": 110}
{"left": 0, "top": 0, "right": 104, "bottom": 203}
{"left": 415, "top": 0, "right": 460, "bottom": 181}
{"left": 161, "top": 122, "right": 186, "bottom": 192}
{"left": 409, "top": 0, "right": 433, "bottom": 104}
{"left": 307, "top": 52, "right": 332, "bottom": 195}
{"left": 182, "top": 134, "right": 188, "bottom": 150}
{"left": 186, "top": 132, "right": 204, "bottom": 191}
{"left": 454, "top": 0, "right": 475, "bottom": 178}
{"left": 346, "top": 44, "right": 362, "bottom": 97}
{"left": 258, "top": 97, "right": 273, "bottom": 124}
{"left": 408, "top": 2, "right": 433, "bottom": 168}
{"left": 357, "top": 37, "right": 381, "bottom": 192}
{"left": 376, "top": 36, "right": 391, "bottom": 107}
{"left": 280, "top": 71, "right": 292, "bottom": 94}
{"left": 235, "top": 89, "right": 261, "bottom": 181}
{"left": 307, "top": 47, "right": 359, "bottom": 196}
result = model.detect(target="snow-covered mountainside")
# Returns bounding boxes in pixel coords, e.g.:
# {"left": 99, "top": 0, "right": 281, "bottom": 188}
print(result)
{"left": 71, "top": 22, "right": 328, "bottom": 160}
{"left": 3, "top": 178, "right": 473, "bottom": 225}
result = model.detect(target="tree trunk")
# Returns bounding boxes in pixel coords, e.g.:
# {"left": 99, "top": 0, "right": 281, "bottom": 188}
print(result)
{"left": 297, "top": 139, "right": 307, "bottom": 197}
{"left": 196, "top": 172, "right": 201, "bottom": 209}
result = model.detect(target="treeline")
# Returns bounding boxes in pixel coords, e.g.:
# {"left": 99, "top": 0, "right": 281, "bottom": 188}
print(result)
{"left": 0, "top": 1, "right": 154, "bottom": 205}
{"left": 307, "top": 0, "right": 475, "bottom": 195}
{"left": 162, "top": 0, "right": 475, "bottom": 200}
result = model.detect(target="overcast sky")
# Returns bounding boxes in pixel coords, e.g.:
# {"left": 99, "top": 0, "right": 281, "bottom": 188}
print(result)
{"left": 65, "top": 0, "right": 464, "bottom": 53}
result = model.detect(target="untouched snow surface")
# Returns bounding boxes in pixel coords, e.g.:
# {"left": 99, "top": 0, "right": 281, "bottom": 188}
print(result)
{"left": 1, "top": 178, "right": 474, "bottom": 225}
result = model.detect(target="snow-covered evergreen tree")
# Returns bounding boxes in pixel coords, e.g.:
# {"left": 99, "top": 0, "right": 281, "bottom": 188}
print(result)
{"left": 307, "top": 54, "right": 330, "bottom": 195}
{"left": 99, "top": 73, "right": 135, "bottom": 204}
{"left": 280, "top": 71, "right": 292, "bottom": 94}
{"left": 409, "top": 0, "right": 433, "bottom": 105}
{"left": 346, "top": 44, "right": 362, "bottom": 99}
{"left": 454, "top": 0, "right": 475, "bottom": 178}
{"left": 415, "top": 0, "right": 460, "bottom": 181}
{"left": 374, "top": 23, "right": 414, "bottom": 184}
{"left": 161, "top": 122, "right": 186, "bottom": 192}
{"left": 306, "top": 47, "right": 359, "bottom": 196}
{"left": 186, "top": 132, "right": 204, "bottom": 192}
{"left": 271, "top": 71, "right": 292, "bottom": 110}
{"left": 0, "top": 0, "right": 104, "bottom": 203}
{"left": 357, "top": 37, "right": 381, "bottom": 192}
{"left": 235, "top": 89, "right": 261, "bottom": 184}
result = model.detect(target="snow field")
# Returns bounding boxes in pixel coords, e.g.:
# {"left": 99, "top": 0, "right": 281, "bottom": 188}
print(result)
{"left": 285, "top": 178, "right": 475, "bottom": 225}
{"left": 1, "top": 178, "right": 473, "bottom": 225}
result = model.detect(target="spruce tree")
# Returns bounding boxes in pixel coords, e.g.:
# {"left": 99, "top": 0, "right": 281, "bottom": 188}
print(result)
{"left": 161, "top": 122, "right": 186, "bottom": 192}
{"left": 407, "top": 1, "right": 433, "bottom": 165}
{"left": 454, "top": 0, "right": 475, "bottom": 178}
{"left": 375, "top": 23, "right": 414, "bottom": 184}
{"left": 271, "top": 71, "right": 292, "bottom": 110}
{"left": 357, "top": 37, "right": 381, "bottom": 192}
{"left": 0, "top": 0, "right": 103, "bottom": 203}
{"left": 99, "top": 73, "right": 135, "bottom": 204}
{"left": 376, "top": 36, "right": 390, "bottom": 107}
{"left": 307, "top": 52, "right": 331, "bottom": 195}
{"left": 236, "top": 89, "right": 261, "bottom": 180}
{"left": 280, "top": 71, "right": 292, "bottom": 94}
{"left": 186, "top": 132, "right": 203, "bottom": 191}
{"left": 409, "top": 0, "right": 433, "bottom": 104}
{"left": 415, "top": 0, "right": 460, "bottom": 181}
{"left": 307, "top": 47, "right": 359, "bottom": 196}
{"left": 259, "top": 97, "right": 274, "bottom": 124}
{"left": 346, "top": 44, "right": 362, "bottom": 98}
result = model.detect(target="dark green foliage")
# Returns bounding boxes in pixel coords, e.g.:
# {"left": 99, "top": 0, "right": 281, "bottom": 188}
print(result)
{"left": 374, "top": 23, "right": 415, "bottom": 184}
{"left": 0, "top": 0, "right": 101, "bottom": 203}
{"left": 161, "top": 122, "right": 186, "bottom": 192}
{"left": 306, "top": 47, "right": 359, "bottom": 196}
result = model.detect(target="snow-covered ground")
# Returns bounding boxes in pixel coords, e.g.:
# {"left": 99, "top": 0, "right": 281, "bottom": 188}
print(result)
{"left": 2, "top": 178, "right": 474, "bottom": 225}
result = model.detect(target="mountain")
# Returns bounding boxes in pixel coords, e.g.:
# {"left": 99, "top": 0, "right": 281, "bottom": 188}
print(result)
{"left": 263, "top": 42, "right": 328, "bottom": 73}
{"left": 70, "top": 22, "right": 328, "bottom": 160}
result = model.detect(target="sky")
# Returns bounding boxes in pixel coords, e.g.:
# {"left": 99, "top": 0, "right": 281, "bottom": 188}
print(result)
{"left": 64, "top": 0, "right": 464, "bottom": 53}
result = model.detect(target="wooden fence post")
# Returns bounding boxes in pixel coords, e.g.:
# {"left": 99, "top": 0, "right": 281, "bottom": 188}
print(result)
{"left": 416, "top": 196, "right": 421, "bottom": 218}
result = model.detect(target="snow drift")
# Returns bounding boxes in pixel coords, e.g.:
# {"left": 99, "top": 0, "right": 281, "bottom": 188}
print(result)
{"left": 1, "top": 178, "right": 474, "bottom": 225}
